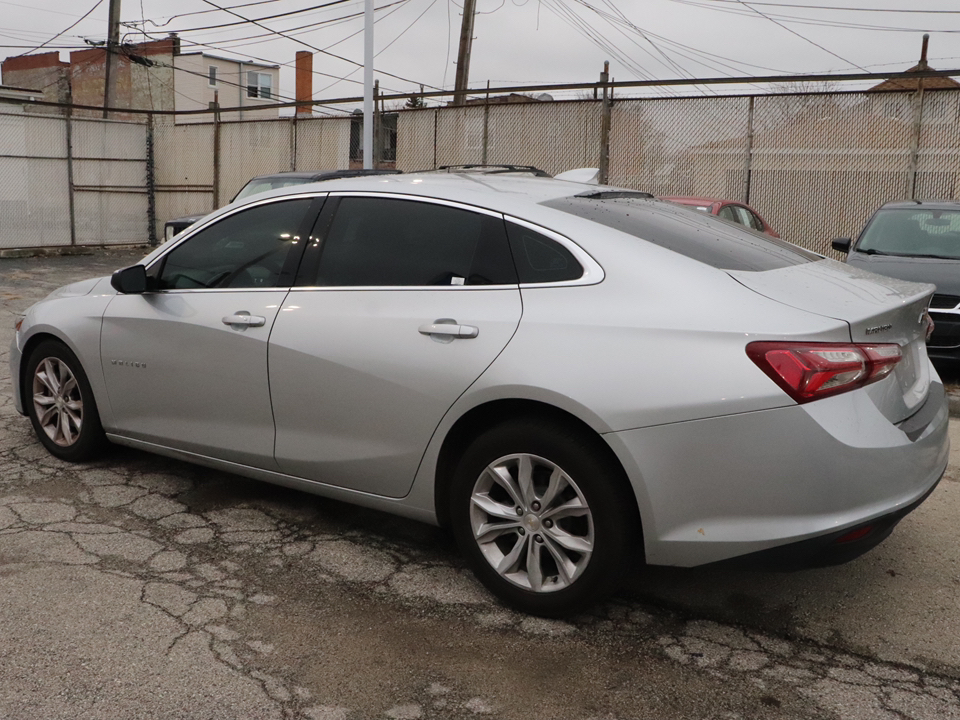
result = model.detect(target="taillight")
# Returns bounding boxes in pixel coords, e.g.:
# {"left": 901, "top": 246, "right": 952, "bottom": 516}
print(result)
{"left": 746, "top": 341, "right": 902, "bottom": 404}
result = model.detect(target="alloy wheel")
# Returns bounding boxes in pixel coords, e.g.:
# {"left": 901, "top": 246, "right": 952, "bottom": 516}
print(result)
{"left": 469, "top": 453, "right": 594, "bottom": 593}
{"left": 32, "top": 357, "right": 83, "bottom": 447}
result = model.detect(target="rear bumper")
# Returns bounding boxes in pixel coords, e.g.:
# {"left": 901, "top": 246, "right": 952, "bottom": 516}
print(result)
{"left": 606, "top": 379, "right": 949, "bottom": 568}
{"left": 707, "top": 473, "right": 941, "bottom": 570}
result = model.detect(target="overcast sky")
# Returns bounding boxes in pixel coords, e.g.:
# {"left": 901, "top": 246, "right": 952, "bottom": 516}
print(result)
{"left": 2, "top": 0, "right": 959, "bottom": 111}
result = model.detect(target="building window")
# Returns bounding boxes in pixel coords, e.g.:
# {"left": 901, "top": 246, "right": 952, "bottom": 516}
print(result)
{"left": 208, "top": 66, "right": 218, "bottom": 87}
{"left": 247, "top": 71, "right": 272, "bottom": 100}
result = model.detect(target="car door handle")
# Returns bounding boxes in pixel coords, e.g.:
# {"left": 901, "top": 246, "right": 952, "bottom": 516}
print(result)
{"left": 418, "top": 322, "right": 479, "bottom": 339}
{"left": 222, "top": 313, "right": 266, "bottom": 327}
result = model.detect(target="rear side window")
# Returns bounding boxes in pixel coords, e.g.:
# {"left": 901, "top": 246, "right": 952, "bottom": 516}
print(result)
{"left": 505, "top": 222, "right": 583, "bottom": 283}
{"left": 312, "top": 197, "right": 517, "bottom": 286}
{"left": 542, "top": 196, "right": 817, "bottom": 272}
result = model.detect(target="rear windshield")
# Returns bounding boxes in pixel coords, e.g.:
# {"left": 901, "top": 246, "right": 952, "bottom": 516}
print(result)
{"left": 857, "top": 208, "right": 960, "bottom": 260}
{"left": 542, "top": 196, "right": 819, "bottom": 272}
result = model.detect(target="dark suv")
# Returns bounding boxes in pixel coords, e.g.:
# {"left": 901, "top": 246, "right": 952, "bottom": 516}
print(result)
{"left": 833, "top": 200, "right": 960, "bottom": 361}
{"left": 163, "top": 169, "right": 401, "bottom": 241}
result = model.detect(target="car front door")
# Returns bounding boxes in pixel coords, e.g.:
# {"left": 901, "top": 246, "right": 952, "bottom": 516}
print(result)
{"left": 100, "top": 196, "right": 318, "bottom": 469}
{"left": 268, "top": 194, "right": 523, "bottom": 498}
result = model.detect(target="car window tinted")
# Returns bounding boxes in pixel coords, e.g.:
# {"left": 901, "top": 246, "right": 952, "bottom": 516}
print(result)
{"left": 505, "top": 222, "right": 583, "bottom": 283}
{"left": 542, "top": 196, "right": 818, "bottom": 272}
{"left": 857, "top": 208, "right": 960, "bottom": 259}
{"left": 312, "top": 197, "right": 517, "bottom": 286}
{"left": 157, "top": 199, "right": 312, "bottom": 290}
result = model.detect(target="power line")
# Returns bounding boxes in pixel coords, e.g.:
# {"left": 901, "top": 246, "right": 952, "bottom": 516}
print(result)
{"left": 731, "top": 0, "right": 869, "bottom": 71}
{"left": 699, "top": 0, "right": 960, "bottom": 14}
{"left": 198, "top": 0, "right": 446, "bottom": 92}
{"left": 14, "top": 0, "right": 103, "bottom": 58}
{"left": 150, "top": 0, "right": 357, "bottom": 35}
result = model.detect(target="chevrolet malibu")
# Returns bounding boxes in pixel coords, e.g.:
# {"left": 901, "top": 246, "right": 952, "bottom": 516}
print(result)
{"left": 10, "top": 173, "right": 949, "bottom": 616}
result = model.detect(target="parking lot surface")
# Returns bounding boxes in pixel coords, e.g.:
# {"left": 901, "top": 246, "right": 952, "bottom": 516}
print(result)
{"left": 1, "top": 250, "right": 959, "bottom": 720}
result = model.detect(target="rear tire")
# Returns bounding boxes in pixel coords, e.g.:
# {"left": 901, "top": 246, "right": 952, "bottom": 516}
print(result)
{"left": 25, "top": 340, "right": 106, "bottom": 462}
{"left": 449, "top": 418, "right": 636, "bottom": 616}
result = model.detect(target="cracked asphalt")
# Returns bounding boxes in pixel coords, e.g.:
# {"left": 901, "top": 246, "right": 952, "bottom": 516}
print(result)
{"left": 1, "top": 249, "right": 959, "bottom": 720}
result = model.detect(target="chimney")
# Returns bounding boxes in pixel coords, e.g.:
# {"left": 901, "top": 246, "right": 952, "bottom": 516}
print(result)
{"left": 168, "top": 32, "right": 180, "bottom": 56}
{"left": 295, "top": 51, "right": 313, "bottom": 117}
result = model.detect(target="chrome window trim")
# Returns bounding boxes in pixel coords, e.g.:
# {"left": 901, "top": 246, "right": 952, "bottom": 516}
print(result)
{"left": 930, "top": 307, "right": 960, "bottom": 316}
{"left": 295, "top": 191, "right": 605, "bottom": 290}
{"left": 503, "top": 214, "right": 605, "bottom": 288}
{"left": 145, "top": 191, "right": 327, "bottom": 272}
{"left": 143, "top": 192, "right": 325, "bottom": 293}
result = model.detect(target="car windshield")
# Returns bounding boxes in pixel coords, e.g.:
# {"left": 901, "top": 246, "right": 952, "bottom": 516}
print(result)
{"left": 543, "top": 195, "right": 817, "bottom": 272}
{"left": 857, "top": 208, "right": 960, "bottom": 259}
{"left": 233, "top": 177, "right": 314, "bottom": 203}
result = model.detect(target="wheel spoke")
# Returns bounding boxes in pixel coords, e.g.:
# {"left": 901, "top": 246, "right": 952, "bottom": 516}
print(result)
{"left": 486, "top": 465, "right": 524, "bottom": 509}
{"left": 475, "top": 519, "right": 521, "bottom": 543}
{"left": 542, "top": 496, "right": 589, "bottom": 520}
{"left": 38, "top": 404, "right": 58, "bottom": 426}
{"left": 36, "top": 362, "right": 58, "bottom": 395}
{"left": 496, "top": 533, "right": 527, "bottom": 575}
{"left": 472, "top": 493, "right": 522, "bottom": 521}
{"left": 61, "top": 375, "right": 78, "bottom": 398}
{"left": 544, "top": 526, "right": 593, "bottom": 554}
{"left": 516, "top": 454, "right": 536, "bottom": 507}
{"left": 542, "top": 534, "right": 578, "bottom": 586}
{"left": 33, "top": 394, "right": 56, "bottom": 407}
{"left": 539, "top": 467, "right": 567, "bottom": 509}
{"left": 526, "top": 537, "right": 544, "bottom": 592}
{"left": 59, "top": 409, "right": 75, "bottom": 445}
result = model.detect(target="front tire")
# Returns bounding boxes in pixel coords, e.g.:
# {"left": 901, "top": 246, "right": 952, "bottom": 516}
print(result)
{"left": 25, "top": 340, "right": 106, "bottom": 462}
{"left": 450, "top": 418, "right": 636, "bottom": 617}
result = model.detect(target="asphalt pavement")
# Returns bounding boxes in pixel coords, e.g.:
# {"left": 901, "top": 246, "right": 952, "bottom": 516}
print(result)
{"left": 1, "top": 249, "right": 958, "bottom": 720}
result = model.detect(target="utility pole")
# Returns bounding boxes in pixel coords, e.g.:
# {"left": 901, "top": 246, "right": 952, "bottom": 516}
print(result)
{"left": 363, "top": 0, "right": 373, "bottom": 169}
{"left": 452, "top": 0, "right": 477, "bottom": 106}
{"left": 102, "top": 0, "right": 121, "bottom": 118}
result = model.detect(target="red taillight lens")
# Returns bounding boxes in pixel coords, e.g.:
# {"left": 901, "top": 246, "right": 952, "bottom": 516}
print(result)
{"left": 746, "top": 341, "right": 902, "bottom": 404}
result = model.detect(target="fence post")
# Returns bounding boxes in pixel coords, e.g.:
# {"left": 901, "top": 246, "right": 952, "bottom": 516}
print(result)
{"left": 290, "top": 115, "right": 297, "bottom": 171}
{"left": 599, "top": 61, "right": 611, "bottom": 185}
{"left": 433, "top": 107, "right": 439, "bottom": 170}
{"left": 146, "top": 113, "right": 157, "bottom": 246}
{"left": 212, "top": 107, "right": 221, "bottom": 208}
{"left": 906, "top": 83, "right": 926, "bottom": 200}
{"left": 743, "top": 95, "right": 756, "bottom": 205}
{"left": 482, "top": 80, "right": 490, "bottom": 165}
{"left": 64, "top": 99, "right": 77, "bottom": 247}
{"left": 373, "top": 80, "right": 381, "bottom": 168}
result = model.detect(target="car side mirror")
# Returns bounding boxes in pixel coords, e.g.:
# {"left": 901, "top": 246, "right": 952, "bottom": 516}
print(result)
{"left": 831, "top": 237, "right": 852, "bottom": 254}
{"left": 111, "top": 264, "right": 148, "bottom": 294}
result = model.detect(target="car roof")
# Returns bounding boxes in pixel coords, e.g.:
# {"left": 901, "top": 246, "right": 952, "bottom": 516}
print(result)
{"left": 246, "top": 169, "right": 401, "bottom": 183}
{"left": 879, "top": 199, "right": 960, "bottom": 211}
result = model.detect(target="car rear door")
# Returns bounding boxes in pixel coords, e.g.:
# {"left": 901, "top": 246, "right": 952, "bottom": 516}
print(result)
{"left": 268, "top": 194, "right": 522, "bottom": 498}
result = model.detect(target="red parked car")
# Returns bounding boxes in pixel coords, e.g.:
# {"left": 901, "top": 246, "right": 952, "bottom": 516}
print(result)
{"left": 662, "top": 196, "right": 780, "bottom": 238}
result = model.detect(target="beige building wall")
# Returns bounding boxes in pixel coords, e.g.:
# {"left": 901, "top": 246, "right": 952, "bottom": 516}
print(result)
{"left": 173, "top": 53, "right": 280, "bottom": 124}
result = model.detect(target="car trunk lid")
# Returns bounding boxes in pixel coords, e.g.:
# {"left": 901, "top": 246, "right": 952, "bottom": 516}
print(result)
{"left": 729, "top": 258, "right": 935, "bottom": 423}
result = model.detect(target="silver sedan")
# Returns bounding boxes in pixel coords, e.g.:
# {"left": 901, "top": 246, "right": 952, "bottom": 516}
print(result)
{"left": 10, "top": 173, "right": 949, "bottom": 616}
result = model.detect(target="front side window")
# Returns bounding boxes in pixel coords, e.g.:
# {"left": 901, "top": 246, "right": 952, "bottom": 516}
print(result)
{"left": 156, "top": 199, "right": 312, "bottom": 290}
{"left": 857, "top": 208, "right": 960, "bottom": 259}
{"left": 247, "top": 71, "right": 272, "bottom": 99}
{"left": 310, "top": 197, "right": 517, "bottom": 287}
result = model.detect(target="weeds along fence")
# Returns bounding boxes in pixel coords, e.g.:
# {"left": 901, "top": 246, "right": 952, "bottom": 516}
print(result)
{"left": 1, "top": 83, "right": 958, "bottom": 256}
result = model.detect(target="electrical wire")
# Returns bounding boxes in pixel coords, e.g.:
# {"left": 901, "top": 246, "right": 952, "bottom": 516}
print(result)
{"left": 198, "top": 0, "right": 447, "bottom": 92}
{"left": 13, "top": 0, "right": 103, "bottom": 58}
{"left": 698, "top": 0, "right": 960, "bottom": 14}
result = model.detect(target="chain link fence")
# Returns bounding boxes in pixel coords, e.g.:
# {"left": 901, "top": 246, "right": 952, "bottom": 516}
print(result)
{"left": 1, "top": 85, "right": 958, "bottom": 255}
